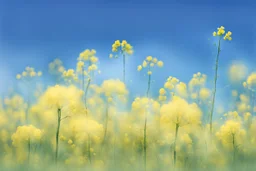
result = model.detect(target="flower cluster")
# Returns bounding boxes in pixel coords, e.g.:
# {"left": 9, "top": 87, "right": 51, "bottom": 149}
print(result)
{"left": 16, "top": 67, "right": 42, "bottom": 80}
{"left": 62, "top": 69, "right": 79, "bottom": 84}
{"left": 213, "top": 26, "right": 232, "bottom": 41}
{"left": 243, "top": 72, "right": 256, "bottom": 91}
{"left": 12, "top": 125, "right": 43, "bottom": 147}
{"left": 48, "top": 58, "right": 65, "bottom": 75}
{"left": 188, "top": 72, "right": 207, "bottom": 91}
{"left": 110, "top": 40, "right": 133, "bottom": 56}
{"left": 78, "top": 49, "right": 98, "bottom": 62}
{"left": 77, "top": 49, "right": 99, "bottom": 78}
{"left": 158, "top": 76, "right": 179, "bottom": 101}
{"left": 137, "top": 56, "right": 163, "bottom": 75}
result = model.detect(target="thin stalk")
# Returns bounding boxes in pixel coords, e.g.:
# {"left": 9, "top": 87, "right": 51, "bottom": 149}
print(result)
{"left": 87, "top": 134, "right": 92, "bottom": 164}
{"left": 55, "top": 108, "right": 62, "bottom": 165}
{"left": 82, "top": 67, "right": 85, "bottom": 92}
{"left": 27, "top": 137, "right": 31, "bottom": 166}
{"left": 102, "top": 102, "right": 109, "bottom": 148}
{"left": 113, "top": 136, "right": 116, "bottom": 168}
{"left": 144, "top": 68, "right": 151, "bottom": 171}
{"left": 173, "top": 123, "right": 179, "bottom": 167}
{"left": 143, "top": 117, "right": 147, "bottom": 171}
{"left": 209, "top": 37, "right": 221, "bottom": 134}
{"left": 146, "top": 74, "right": 151, "bottom": 98}
{"left": 84, "top": 78, "right": 91, "bottom": 106}
{"left": 25, "top": 82, "right": 31, "bottom": 124}
{"left": 232, "top": 133, "right": 236, "bottom": 164}
{"left": 251, "top": 91, "right": 255, "bottom": 115}
{"left": 123, "top": 52, "right": 126, "bottom": 83}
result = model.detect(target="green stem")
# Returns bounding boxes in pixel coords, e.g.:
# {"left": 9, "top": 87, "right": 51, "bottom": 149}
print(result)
{"left": 143, "top": 70, "right": 151, "bottom": 171}
{"left": 232, "top": 133, "right": 236, "bottom": 164}
{"left": 27, "top": 137, "right": 31, "bottom": 166}
{"left": 82, "top": 67, "right": 85, "bottom": 92}
{"left": 84, "top": 78, "right": 91, "bottom": 116}
{"left": 143, "top": 116, "right": 147, "bottom": 171}
{"left": 209, "top": 37, "right": 221, "bottom": 134}
{"left": 55, "top": 108, "right": 61, "bottom": 165}
{"left": 87, "top": 134, "right": 92, "bottom": 164}
{"left": 123, "top": 53, "right": 126, "bottom": 83}
{"left": 146, "top": 74, "right": 151, "bottom": 98}
{"left": 84, "top": 78, "right": 91, "bottom": 105}
{"left": 102, "top": 102, "right": 109, "bottom": 148}
{"left": 173, "top": 123, "right": 179, "bottom": 167}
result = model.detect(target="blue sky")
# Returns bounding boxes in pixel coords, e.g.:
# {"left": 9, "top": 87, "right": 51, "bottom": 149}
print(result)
{"left": 0, "top": 0, "right": 256, "bottom": 107}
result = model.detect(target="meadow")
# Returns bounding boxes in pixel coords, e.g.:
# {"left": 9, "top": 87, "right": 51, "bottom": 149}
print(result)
{"left": 0, "top": 26, "right": 256, "bottom": 171}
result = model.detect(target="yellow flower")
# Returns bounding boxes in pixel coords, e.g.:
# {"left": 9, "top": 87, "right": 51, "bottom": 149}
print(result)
{"left": 157, "top": 61, "right": 164, "bottom": 67}
{"left": 91, "top": 64, "right": 98, "bottom": 70}
{"left": 37, "top": 71, "right": 42, "bottom": 76}
{"left": 213, "top": 32, "right": 217, "bottom": 36}
{"left": 22, "top": 71, "right": 27, "bottom": 77}
{"left": 121, "top": 40, "right": 127, "bottom": 47}
{"left": 146, "top": 56, "right": 153, "bottom": 61}
{"left": 142, "top": 61, "right": 147, "bottom": 67}
{"left": 153, "top": 58, "right": 158, "bottom": 63}
{"left": 137, "top": 65, "right": 142, "bottom": 71}
{"left": 147, "top": 71, "right": 152, "bottom": 75}
{"left": 16, "top": 74, "right": 21, "bottom": 79}
{"left": 112, "top": 47, "right": 118, "bottom": 52}
{"left": 217, "top": 26, "right": 225, "bottom": 36}
{"left": 114, "top": 40, "right": 121, "bottom": 46}
{"left": 243, "top": 82, "right": 247, "bottom": 88}
{"left": 68, "top": 139, "right": 73, "bottom": 145}
{"left": 159, "top": 88, "right": 166, "bottom": 95}
{"left": 90, "top": 56, "right": 98, "bottom": 63}
{"left": 60, "top": 135, "right": 66, "bottom": 141}
{"left": 30, "top": 71, "right": 37, "bottom": 77}
{"left": 108, "top": 97, "right": 113, "bottom": 103}
{"left": 109, "top": 54, "right": 113, "bottom": 58}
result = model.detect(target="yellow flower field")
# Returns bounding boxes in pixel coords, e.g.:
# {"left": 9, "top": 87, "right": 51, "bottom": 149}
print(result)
{"left": 1, "top": 26, "right": 256, "bottom": 171}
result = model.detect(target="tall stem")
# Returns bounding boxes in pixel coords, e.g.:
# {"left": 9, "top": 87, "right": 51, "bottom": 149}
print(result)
{"left": 146, "top": 75, "right": 151, "bottom": 98}
{"left": 27, "top": 137, "right": 31, "bottom": 166}
{"left": 123, "top": 53, "right": 126, "bottom": 83}
{"left": 173, "top": 123, "right": 179, "bottom": 167}
{"left": 209, "top": 37, "right": 221, "bottom": 134}
{"left": 82, "top": 67, "right": 85, "bottom": 92}
{"left": 55, "top": 108, "right": 61, "bottom": 165}
{"left": 232, "top": 134, "right": 236, "bottom": 164}
{"left": 102, "top": 102, "right": 109, "bottom": 148}
{"left": 84, "top": 78, "right": 91, "bottom": 105}
{"left": 87, "top": 134, "right": 92, "bottom": 164}
{"left": 143, "top": 117, "right": 147, "bottom": 171}
{"left": 144, "top": 70, "right": 151, "bottom": 171}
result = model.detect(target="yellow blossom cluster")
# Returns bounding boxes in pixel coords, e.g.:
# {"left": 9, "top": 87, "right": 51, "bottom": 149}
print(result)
{"left": 48, "top": 58, "right": 65, "bottom": 75}
{"left": 213, "top": 26, "right": 232, "bottom": 41}
{"left": 78, "top": 49, "right": 98, "bottom": 62}
{"left": 158, "top": 76, "right": 189, "bottom": 101}
{"left": 62, "top": 69, "right": 79, "bottom": 84}
{"left": 11, "top": 125, "right": 43, "bottom": 147}
{"left": 243, "top": 72, "right": 256, "bottom": 90}
{"left": 77, "top": 49, "right": 99, "bottom": 78}
{"left": 16, "top": 66, "right": 42, "bottom": 80}
{"left": 228, "top": 63, "right": 248, "bottom": 83}
{"left": 160, "top": 96, "right": 202, "bottom": 126}
{"left": 110, "top": 40, "right": 133, "bottom": 56}
{"left": 101, "top": 79, "right": 128, "bottom": 103}
{"left": 216, "top": 120, "right": 246, "bottom": 150}
{"left": 38, "top": 85, "right": 84, "bottom": 109}
{"left": 188, "top": 72, "right": 207, "bottom": 91}
{"left": 137, "top": 56, "right": 163, "bottom": 75}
